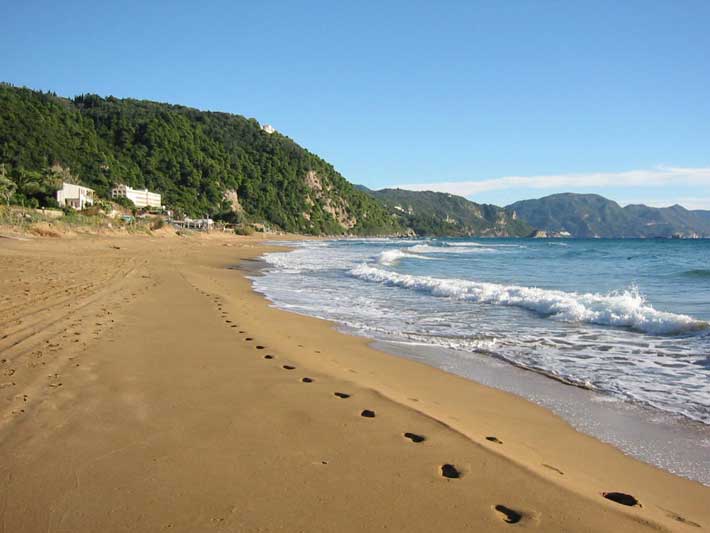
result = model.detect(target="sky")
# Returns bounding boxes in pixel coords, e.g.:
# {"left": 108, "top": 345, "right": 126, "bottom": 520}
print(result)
{"left": 2, "top": 0, "right": 710, "bottom": 208}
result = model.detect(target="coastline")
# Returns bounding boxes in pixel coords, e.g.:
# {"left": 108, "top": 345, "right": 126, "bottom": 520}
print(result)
{"left": 0, "top": 233, "right": 707, "bottom": 532}
{"left": 366, "top": 338, "right": 710, "bottom": 486}
{"left": 251, "top": 238, "right": 710, "bottom": 485}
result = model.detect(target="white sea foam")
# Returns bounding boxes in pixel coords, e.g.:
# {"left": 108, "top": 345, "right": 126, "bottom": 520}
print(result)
{"left": 262, "top": 239, "right": 432, "bottom": 271}
{"left": 256, "top": 239, "right": 710, "bottom": 430}
{"left": 409, "top": 244, "right": 497, "bottom": 254}
{"left": 445, "top": 242, "right": 525, "bottom": 248}
{"left": 444, "top": 241, "right": 489, "bottom": 247}
{"left": 349, "top": 264, "right": 709, "bottom": 336}
{"left": 262, "top": 244, "right": 355, "bottom": 272}
{"left": 377, "top": 249, "right": 433, "bottom": 266}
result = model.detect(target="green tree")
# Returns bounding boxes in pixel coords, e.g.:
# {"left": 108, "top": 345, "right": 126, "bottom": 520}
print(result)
{"left": 0, "top": 84, "right": 402, "bottom": 234}
{"left": 0, "top": 164, "right": 16, "bottom": 205}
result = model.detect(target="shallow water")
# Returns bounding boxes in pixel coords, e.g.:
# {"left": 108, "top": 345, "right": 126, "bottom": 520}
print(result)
{"left": 250, "top": 237, "right": 710, "bottom": 483}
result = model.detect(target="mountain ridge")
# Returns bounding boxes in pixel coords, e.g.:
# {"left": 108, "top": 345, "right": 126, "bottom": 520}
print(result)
{"left": 506, "top": 192, "right": 710, "bottom": 238}
{"left": 357, "top": 186, "right": 531, "bottom": 237}
{"left": 2, "top": 84, "right": 709, "bottom": 238}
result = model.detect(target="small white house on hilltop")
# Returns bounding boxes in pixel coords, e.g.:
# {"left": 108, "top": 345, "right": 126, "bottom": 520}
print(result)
{"left": 111, "top": 184, "right": 162, "bottom": 209}
{"left": 261, "top": 124, "right": 276, "bottom": 134}
{"left": 56, "top": 182, "right": 94, "bottom": 210}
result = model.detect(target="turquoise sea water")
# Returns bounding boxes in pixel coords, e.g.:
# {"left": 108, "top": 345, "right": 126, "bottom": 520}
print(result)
{"left": 254, "top": 238, "right": 710, "bottom": 427}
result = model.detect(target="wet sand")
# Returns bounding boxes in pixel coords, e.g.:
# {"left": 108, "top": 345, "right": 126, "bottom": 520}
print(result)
{"left": 368, "top": 339, "right": 710, "bottom": 485}
{"left": 0, "top": 233, "right": 708, "bottom": 532}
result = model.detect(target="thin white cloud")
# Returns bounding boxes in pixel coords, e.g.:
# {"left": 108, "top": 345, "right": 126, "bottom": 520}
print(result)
{"left": 398, "top": 165, "right": 710, "bottom": 197}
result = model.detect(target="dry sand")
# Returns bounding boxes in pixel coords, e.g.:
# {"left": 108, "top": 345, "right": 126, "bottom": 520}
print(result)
{"left": 0, "top": 232, "right": 708, "bottom": 532}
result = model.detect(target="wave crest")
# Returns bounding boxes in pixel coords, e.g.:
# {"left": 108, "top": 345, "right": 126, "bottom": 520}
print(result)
{"left": 377, "top": 249, "right": 433, "bottom": 266}
{"left": 349, "top": 264, "right": 709, "bottom": 336}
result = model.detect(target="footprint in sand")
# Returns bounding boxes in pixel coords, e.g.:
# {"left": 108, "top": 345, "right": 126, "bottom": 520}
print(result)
{"left": 334, "top": 392, "right": 350, "bottom": 399}
{"left": 440, "top": 464, "right": 461, "bottom": 479}
{"left": 245, "top": 337, "right": 253, "bottom": 341}
{"left": 264, "top": 355, "right": 274, "bottom": 359}
{"left": 403, "top": 432, "right": 426, "bottom": 443}
{"left": 494, "top": 505, "right": 523, "bottom": 524}
{"left": 255, "top": 345, "right": 265, "bottom": 350}
{"left": 659, "top": 508, "right": 701, "bottom": 528}
{"left": 360, "top": 409, "right": 376, "bottom": 418}
{"left": 282, "top": 365, "right": 296, "bottom": 370}
{"left": 602, "top": 492, "right": 640, "bottom": 507}
{"left": 542, "top": 464, "right": 564, "bottom": 475}
{"left": 486, "top": 436, "right": 503, "bottom": 444}
{"left": 301, "top": 377, "right": 314, "bottom": 383}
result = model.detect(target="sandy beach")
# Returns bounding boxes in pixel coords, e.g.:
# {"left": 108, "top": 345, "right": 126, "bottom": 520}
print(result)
{"left": 0, "top": 232, "right": 708, "bottom": 532}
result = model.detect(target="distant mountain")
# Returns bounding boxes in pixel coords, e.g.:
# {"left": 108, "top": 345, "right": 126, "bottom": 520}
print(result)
{"left": 507, "top": 193, "right": 710, "bottom": 238}
{"left": 357, "top": 187, "right": 532, "bottom": 237}
{"left": 6, "top": 86, "right": 709, "bottom": 239}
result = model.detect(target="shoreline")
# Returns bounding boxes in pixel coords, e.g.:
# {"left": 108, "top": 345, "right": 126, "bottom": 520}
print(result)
{"left": 1, "top": 233, "right": 708, "bottom": 531}
{"left": 230, "top": 241, "right": 710, "bottom": 521}
{"left": 251, "top": 238, "right": 710, "bottom": 486}
{"left": 369, "top": 338, "right": 710, "bottom": 485}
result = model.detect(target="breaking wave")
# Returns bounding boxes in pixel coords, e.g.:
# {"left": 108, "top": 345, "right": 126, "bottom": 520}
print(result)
{"left": 377, "top": 249, "right": 433, "bottom": 266}
{"left": 349, "top": 264, "right": 709, "bottom": 336}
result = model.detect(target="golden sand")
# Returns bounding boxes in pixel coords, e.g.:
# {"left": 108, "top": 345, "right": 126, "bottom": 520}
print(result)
{"left": 0, "top": 233, "right": 707, "bottom": 532}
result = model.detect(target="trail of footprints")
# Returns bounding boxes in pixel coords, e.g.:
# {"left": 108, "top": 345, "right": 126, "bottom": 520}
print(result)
{"left": 190, "top": 281, "right": 696, "bottom": 529}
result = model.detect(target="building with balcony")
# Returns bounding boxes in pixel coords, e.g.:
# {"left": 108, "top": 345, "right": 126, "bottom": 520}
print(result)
{"left": 56, "top": 182, "right": 94, "bottom": 210}
{"left": 111, "top": 184, "right": 162, "bottom": 209}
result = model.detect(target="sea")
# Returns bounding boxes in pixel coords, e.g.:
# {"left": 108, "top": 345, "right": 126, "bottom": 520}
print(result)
{"left": 250, "top": 237, "right": 710, "bottom": 484}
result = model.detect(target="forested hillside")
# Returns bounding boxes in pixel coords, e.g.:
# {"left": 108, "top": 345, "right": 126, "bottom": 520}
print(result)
{"left": 358, "top": 187, "right": 531, "bottom": 237}
{"left": 6, "top": 85, "right": 709, "bottom": 239}
{"left": 0, "top": 84, "right": 400, "bottom": 235}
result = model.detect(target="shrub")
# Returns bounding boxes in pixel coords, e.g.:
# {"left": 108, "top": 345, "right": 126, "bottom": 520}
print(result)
{"left": 113, "top": 196, "right": 135, "bottom": 210}
{"left": 234, "top": 224, "right": 254, "bottom": 236}
{"left": 150, "top": 218, "right": 165, "bottom": 230}
{"left": 29, "top": 222, "right": 62, "bottom": 237}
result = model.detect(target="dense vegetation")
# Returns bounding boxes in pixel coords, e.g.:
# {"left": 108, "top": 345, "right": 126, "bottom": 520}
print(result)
{"left": 5, "top": 85, "right": 710, "bottom": 239}
{"left": 358, "top": 186, "right": 532, "bottom": 237}
{"left": 507, "top": 193, "right": 710, "bottom": 238}
{"left": 0, "top": 83, "right": 401, "bottom": 235}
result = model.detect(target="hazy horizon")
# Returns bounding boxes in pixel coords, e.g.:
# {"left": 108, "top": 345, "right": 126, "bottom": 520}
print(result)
{"left": 363, "top": 178, "right": 710, "bottom": 211}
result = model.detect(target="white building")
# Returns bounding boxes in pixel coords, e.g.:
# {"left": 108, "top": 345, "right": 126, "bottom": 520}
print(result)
{"left": 173, "top": 217, "right": 214, "bottom": 231}
{"left": 56, "top": 182, "right": 94, "bottom": 210}
{"left": 111, "top": 184, "right": 162, "bottom": 209}
{"left": 261, "top": 124, "right": 276, "bottom": 134}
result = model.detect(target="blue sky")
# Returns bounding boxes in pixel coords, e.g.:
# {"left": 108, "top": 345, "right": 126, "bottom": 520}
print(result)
{"left": 2, "top": 1, "right": 710, "bottom": 208}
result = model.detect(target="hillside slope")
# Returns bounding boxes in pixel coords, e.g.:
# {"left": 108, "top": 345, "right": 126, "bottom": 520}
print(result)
{"left": 507, "top": 193, "right": 710, "bottom": 238}
{"left": 0, "top": 84, "right": 400, "bottom": 235}
{"left": 358, "top": 187, "right": 532, "bottom": 237}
